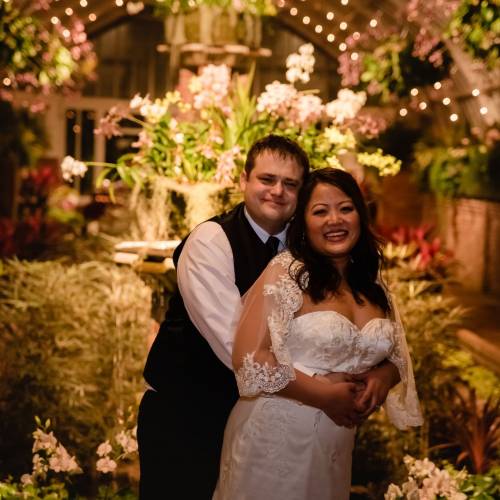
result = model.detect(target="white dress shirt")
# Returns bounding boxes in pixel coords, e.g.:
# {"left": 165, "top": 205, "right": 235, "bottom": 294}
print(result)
{"left": 177, "top": 210, "right": 313, "bottom": 376}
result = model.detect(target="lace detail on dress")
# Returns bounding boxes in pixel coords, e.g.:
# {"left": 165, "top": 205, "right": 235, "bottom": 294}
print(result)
{"left": 236, "top": 354, "right": 296, "bottom": 397}
{"left": 235, "top": 252, "right": 304, "bottom": 397}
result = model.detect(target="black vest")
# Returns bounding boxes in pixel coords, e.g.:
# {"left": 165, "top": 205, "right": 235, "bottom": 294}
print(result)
{"left": 143, "top": 203, "right": 274, "bottom": 410}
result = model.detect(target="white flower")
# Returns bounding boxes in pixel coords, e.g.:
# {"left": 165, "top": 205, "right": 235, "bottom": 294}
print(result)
{"left": 115, "top": 430, "right": 138, "bottom": 454}
{"left": 96, "top": 440, "right": 113, "bottom": 457}
{"left": 140, "top": 99, "right": 168, "bottom": 123}
{"left": 130, "top": 93, "right": 148, "bottom": 110}
{"left": 96, "top": 456, "right": 118, "bottom": 474}
{"left": 256, "top": 81, "right": 297, "bottom": 116}
{"left": 32, "top": 453, "right": 48, "bottom": 476}
{"left": 325, "top": 89, "right": 367, "bottom": 124}
{"left": 32, "top": 429, "right": 58, "bottom": 453}
{"left": 384, "top": 483, "right": 402, "bottom": 500}
{"left": 20, "top": 474, "right": 33, "bottom": 485}
{"left": 61, "top": 156, "right": 88, "bottom": 182}
{"left": 299, "top": 43, "right": 314, "bottom": 55}
{"left": 174, "top": 133, "right": 185, "bottom": 144}
{"left": 289, "top": 94, "right": 323, "bottom": 127}
{"left": 285, "top": 44, "right": 315, "bottom": 84}
{"left": 48, "top": 444, "right": 80, "bottom": 473}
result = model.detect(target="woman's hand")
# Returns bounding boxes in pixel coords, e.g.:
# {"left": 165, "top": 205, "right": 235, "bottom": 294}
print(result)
{"left": 319, "top": 382, "right": 364, "bottom": 428}
{"left": 349, "top": 361, "right": 400, "bottom": 418}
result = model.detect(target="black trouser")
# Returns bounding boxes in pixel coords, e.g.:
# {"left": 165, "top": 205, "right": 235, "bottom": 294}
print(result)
{"left": 138, "top": 389, "right": 230, "bottom": 500}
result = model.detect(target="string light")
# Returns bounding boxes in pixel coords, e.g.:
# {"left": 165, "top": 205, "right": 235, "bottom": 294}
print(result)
{"left": 3, "top": 78, "right": 11, "bottom": 86}
{"left": 116, "top": 0, "right": 124, "bottom": 6}
{"left": 339, "top": 42, "right": 347, "bottom": 51}
{"left": 369, "top": 19, "right": 378, "bottom": 28}
{"left": 327, "top": 34, "right": 335, "bottom": 42}
{"left": 62, "top": 29, "right": 71, "bottom": 38}
{"left": 480, "top": 106, "right": 488, "bottom": 115}
{"left": 290, "top": 7, "right": 297, "bottom": 15}
{"left": 51, "top": 16, "right": 59, "bottom": 24}
{"left": 80, "top": 0, "right": 88, "bottom": 7}
{"left": 472, "top": 88, "right": 480, "bottom": 96}
{"left": 339, "top": 21, "right": 348, "bottom": 30}
{"left": 341, "top": 0, "right": 349, "bottom": 5}
{"left": 315, "top": 25, "right": 323, "bottom": 33}
{"left": 302, "top": 16, "right": 310, "bottom": 24}
{"left": 351, "top": 52, "right": 359, "bottom": 61}
{"left": 450, "top": 113, "right": 458, "bottom": 122}
{"left": 65, "top": 7, "right": 73, "bottom": 15}
{"left": 419, "top": 102, "right": 428, "bottom": 110}
{"left": 399, "top": 108, "right": 408, "bottom": 117}
{"left": 442, "top": 97, "right": 451, "bottom": 105}
{"left": 410, "top": 88, "right": 419, "bottom": 96}
{"left": 433, "top": 82, "right": 442, "bottom": 90}
{"left": 88, "top": 13, "right": 97, "bottom": 21}
{"left": 353, "top": 32, "right": 360, "bottom": 40}
{"left": 326, "top": 12, "right": 334, "bottom": 20}
{"left": 277, "top": 0, "right": 285, "bottom": 7}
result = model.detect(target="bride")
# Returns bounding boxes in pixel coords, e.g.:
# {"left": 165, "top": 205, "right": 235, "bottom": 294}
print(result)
{"left": 213, "top": 168, "right": 423, "bottom": 500}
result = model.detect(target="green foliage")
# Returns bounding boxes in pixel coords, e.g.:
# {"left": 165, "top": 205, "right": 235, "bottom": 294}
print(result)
{"left": 413, "top": 142, "right": 499, "bottom": 199}
{"left": 459, "top": 465, "right": 500, "bottom": 498}
{"left": 447, "top": 0, "right": 500, "bottom": 69}
{"left": 0, "top": 260, "right": 152, "bottom": 475}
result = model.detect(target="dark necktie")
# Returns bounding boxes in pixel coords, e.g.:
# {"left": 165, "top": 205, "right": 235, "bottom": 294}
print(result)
{"left": 265, "top": 236, "right": 280, "bottom": 259}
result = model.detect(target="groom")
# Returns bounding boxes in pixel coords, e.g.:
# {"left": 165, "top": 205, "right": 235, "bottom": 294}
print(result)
{"left": 137, "top": 135, "right": 399, "bottom": 499}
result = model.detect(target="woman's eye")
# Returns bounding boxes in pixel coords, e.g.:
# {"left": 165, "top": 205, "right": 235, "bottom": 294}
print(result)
{"left": 312, "top": 209, "right": 326, "bottom": 216}
{"left": 341, "top": 206, "right": 354, "bottom": 213}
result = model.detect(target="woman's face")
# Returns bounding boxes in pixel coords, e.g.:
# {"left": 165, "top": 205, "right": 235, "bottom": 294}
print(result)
{"left": 304, "top": 182, "right": 361, "bottom": 262}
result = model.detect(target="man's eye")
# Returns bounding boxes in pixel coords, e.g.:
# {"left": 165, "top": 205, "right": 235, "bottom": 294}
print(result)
{"left": 284, "top": 181, "right": 299, "bottom": 189}
{"left": 260, "top": 177, "right": 274, "bottom": 184}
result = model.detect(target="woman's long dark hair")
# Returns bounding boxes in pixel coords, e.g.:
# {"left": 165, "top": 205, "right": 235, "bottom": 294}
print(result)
{"left": 287, "top": 168, "right": 390, "bottom": 314}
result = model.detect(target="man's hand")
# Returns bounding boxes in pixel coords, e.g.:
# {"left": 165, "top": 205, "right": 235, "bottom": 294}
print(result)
{"left": 349, "top": 361, "right": 400, "bottom": 418}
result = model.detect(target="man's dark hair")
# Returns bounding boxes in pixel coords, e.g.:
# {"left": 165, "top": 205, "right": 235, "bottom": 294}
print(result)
{"left": 244, "top": 135, "right": 310, "bottom": 181}
{"left": 287, "top": 167, "right": 390, "bottom": 313}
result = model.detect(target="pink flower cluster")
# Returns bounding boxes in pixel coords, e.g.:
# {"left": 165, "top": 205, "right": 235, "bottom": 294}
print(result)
{"left": 413, "top": 28, "right": 445, "bottom": 67}
{"left": 190, "top": 64, "right": 231, "bottom": 111}
{"left": 214, "top": 146, "right": 241, "bottom": 185}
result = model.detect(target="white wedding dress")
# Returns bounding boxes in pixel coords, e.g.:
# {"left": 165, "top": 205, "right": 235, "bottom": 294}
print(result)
{"left": 213, "top": 252, "right": 422, "bottom": 500}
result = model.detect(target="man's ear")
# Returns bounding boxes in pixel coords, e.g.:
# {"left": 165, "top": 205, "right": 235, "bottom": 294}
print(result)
{"left": 239, "top": 170, "right": 248, "bottom": 191}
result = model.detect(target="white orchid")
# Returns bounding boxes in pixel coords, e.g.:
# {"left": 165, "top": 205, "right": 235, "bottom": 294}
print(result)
{"left": 61, "top": 156, "right": 88, "bottom": 181}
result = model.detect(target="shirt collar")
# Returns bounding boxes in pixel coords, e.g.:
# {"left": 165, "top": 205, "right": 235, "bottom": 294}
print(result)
{"left": 244, "top": 207, "right": 287, "bottom": 249}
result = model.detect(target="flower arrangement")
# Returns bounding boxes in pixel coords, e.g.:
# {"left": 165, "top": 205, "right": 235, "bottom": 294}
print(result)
{"left": 62, "top": 44, "right": 400, "bottom": 193}
{"left": 446, "top": 0, "right": 500, "bottom": 69}
{"left": 154, "top": 0, "right": 276, "bottom": 16}
{"left": 338, "top": 26, "right": 451, "bottom": 102}
{"left": 0, "top": 418, "right": 138, "bottom": 499}
{"left": 0, "top": 0, "right": 96, "bottom": 109}
{"left": 385, "top": 456, "right": 500, "bottom": 499}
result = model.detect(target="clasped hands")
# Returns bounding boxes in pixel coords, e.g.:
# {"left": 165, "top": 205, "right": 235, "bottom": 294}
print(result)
{"left": 315, "top": 362, "right": 398, "bottom": 428}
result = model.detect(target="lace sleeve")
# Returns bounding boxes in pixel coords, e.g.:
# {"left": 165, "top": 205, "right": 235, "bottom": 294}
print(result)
{"left": 384, "top": 293, "right": 423, "bottom": 429}
{"left": 233, "top": 252, "right": 303, "bottom": 397}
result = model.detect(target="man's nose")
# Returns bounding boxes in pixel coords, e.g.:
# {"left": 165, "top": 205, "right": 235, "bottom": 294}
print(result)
{"left": 270, "top": 181, "right": 284, "bottom": 195}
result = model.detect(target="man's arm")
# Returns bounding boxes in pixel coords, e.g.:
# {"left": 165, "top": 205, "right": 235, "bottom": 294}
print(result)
{"left": 177, "top": 222, "right": 241, "bottom": 370}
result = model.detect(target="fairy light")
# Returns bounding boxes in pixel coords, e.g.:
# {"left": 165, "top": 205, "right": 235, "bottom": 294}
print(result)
{"left": 327, "top": 33, "right": 335, "bottom": 42}
{"left": 339, "top": 42, "right": 347, "bottom": 51}
{"left": 419, "top": 102, "right": 428, "bottom": 110}
{"left": 369, "top": 19, "right": 378, "bottom": 28}
{"left": 51, "top": 16, "right": 59, "bottom": 24}
{"left": 410, "top": 88, "right": 419, "bottom": 96}
{"left": 62, "top": 29, "right": 71, "bottom": 38}
{"left": 399, "top": 108, "right": 408, "bottom": 117}
{"left": 433, "top": 82, "right": 442, "bottom": 90}
{"left": 442, "top": 97, "right": 451, "bottom": 105}
{"left": 480, "top": 106, "right": 488, "bottom": 115}
{"left": 65, "top": 7, "right": 73, "bottom": 15}
{"left": 116, "top": 0, "right": 124, "bottom": 6}
{"left": 88, "top": 13, "right": 97, "bottom": 21}
{"left": 277, "top": 0, "right": 285, "bottom": 7}
{"left": 340, "top": 21, "right": 348, "bottom": 30}
{"left": 353, "top": 32, "right": 360, "bottom": 40}
{"left": 80, "top": 0, "right": 88, "bottom": 7}
{"left": 351, "top": 52, "right": 359, "bottom": 61}
{"left": 315, "top": 25, "right": 323, "bottom": 33}
{"left": 472, "top": 88, "right": 480, "bottom": 97}
{"left": 341, "top": 0, "right": 349, "bottom": 5}
{"left": 302, "top": 16, "right": 310, "bottom": 24}
{"left": 290, "top": 7, "right": 297, "bottom": 16}
{"left": 3, "top": 78, "right": 11, "bottom": 86}
{"left": 326, "top": 12, "right": 334, "bottom": 20}
{"left": 450, "top": 113, "right": 458, "bottom": 122}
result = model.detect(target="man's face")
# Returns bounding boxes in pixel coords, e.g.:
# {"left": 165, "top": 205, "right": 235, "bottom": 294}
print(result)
{"left": 240, "top": 150, "right": 304, "bottom": 235}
